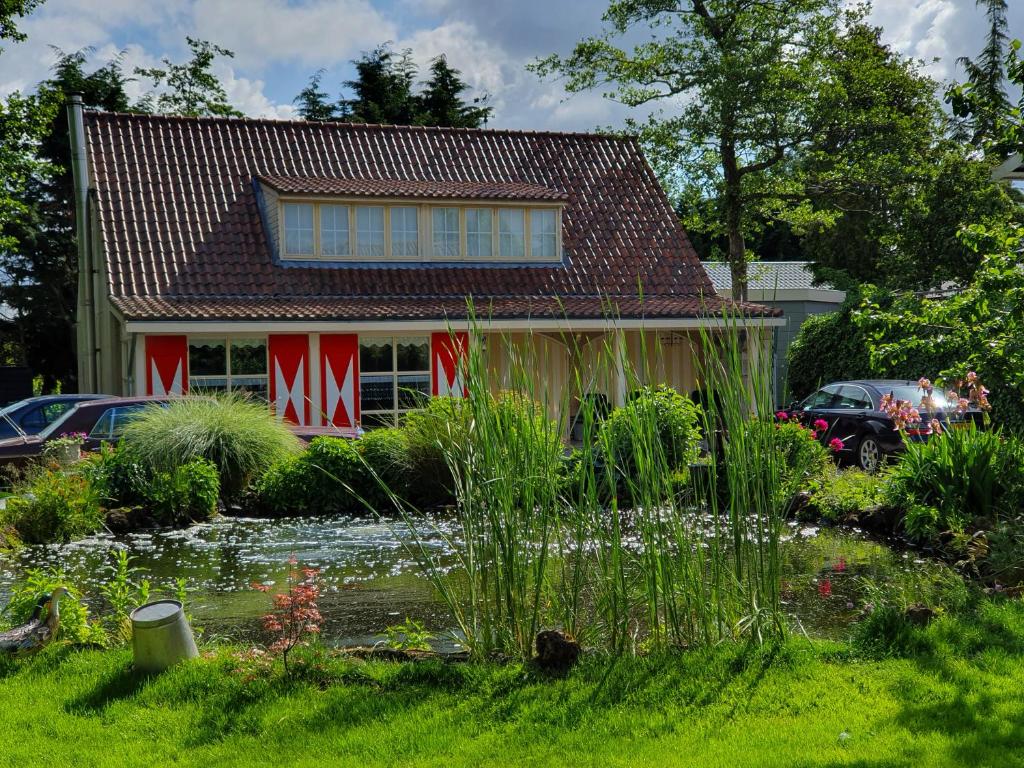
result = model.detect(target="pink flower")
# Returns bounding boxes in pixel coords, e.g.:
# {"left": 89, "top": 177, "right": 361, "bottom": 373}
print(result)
{"left": 917, "top": 377, "right": 931, "bottom": 390}
{"left": 813, "top": 419, "right": 828, "bottom": 432}
{"left": 809, "top": 431, "right": 818, "bottom": 440}
{"left": 967, "top": 371, "right": 978, "bottom": 385}
{"left": 829, "top": 437, "right": 844, "bottom": 452}
{"left": 929, "top": 418, "right": 942, "bottom": 435}
{"left": 775, "top": 411, "right": 788, "bottom": 421}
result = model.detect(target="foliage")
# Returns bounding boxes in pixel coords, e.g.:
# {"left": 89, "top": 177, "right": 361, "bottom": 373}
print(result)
{"left": 357, "top": 427, "right": 412, "bottom": 503}
{"left": 134, "top": 37, "right": 241, "bottom": 117}
{"left": 253, "top": 436, "right": 366, "bottom": 516}
{"left": 785, "top": 303, "right": 873, "bottom": 400}
{"left": 600, "top": 385, "right": 702, "bottom": 476}
{"left": 384, "top": 617, "right": 434, "bottom": 652}
{"left": 0, "top": 0, "right": 42, "bottom": 51}
{"left": 948, "top": 0, "right": 1011, "bottom": 151}
{"left": 402, "top": 396, "right": 471, "bottom": 507}
{"left": 3, "top": 465, "right": 103, "bottom": 544}
{"left": 143, "top": 458, "right": 220, "bottom": 526}
{"left": 295, "top": 45, "right": 492, "bottom": 128}
{"left": 97, "top": 550, "right": 150, "bottom": 643}
{"left": 768, "top": 419, "right": 832, "bottom": 497}
{"left": 121, "top": 394, "right": 299, "bottom": 500}
{"left": 885, "top": 427, "right": 1024, "bottom": 544}
{"left": 252, "top": 558, "right": 323, "bottom": 676}
{"left": 0, "top": 567, "right": 106, "bottom": 645}
{"left": 807, "top": 468, "right": 887, "bottom": 522}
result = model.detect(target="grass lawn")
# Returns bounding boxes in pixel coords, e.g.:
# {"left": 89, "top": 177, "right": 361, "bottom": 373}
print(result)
{"left": 1, "top": 600, "right": 1023, "bottom": 767}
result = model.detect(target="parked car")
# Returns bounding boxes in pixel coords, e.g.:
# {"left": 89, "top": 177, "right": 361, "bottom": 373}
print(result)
{"left": 791, "top": 380, "right": 973, "bottom": 472}
{"left": 0, "top": 397, "right": 167, "bottom": 466}
{"left": 0, "top": 394, "right": 112, "bottom": 439}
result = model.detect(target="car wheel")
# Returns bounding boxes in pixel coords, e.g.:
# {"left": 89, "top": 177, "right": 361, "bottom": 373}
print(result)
{"left": 857, "top": 436, "right": 882, "bottom": 472}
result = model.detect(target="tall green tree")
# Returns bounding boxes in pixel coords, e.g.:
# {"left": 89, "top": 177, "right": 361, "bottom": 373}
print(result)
{"left": 953, "top": 0, "right": 1010, "bottom": 149}
{"left": 416, "top": 55, "right": 492, "bottom": 128}
{"left": 533, "top": 0, "right": 845, "bottom": 301}
{"left": 0, "top": 0, "right": 43, "bottom": 52}
{"left": 294, "top": 69, "right": 337, "bottom": 121}
{"left": 135, "top": 37, "right": 241, "bottom": 117}
{"left": 0, "top": 50, "right": 132, "bottom": 388}
{"left": 338, "top": 44, "right": 417, "bottom": 124}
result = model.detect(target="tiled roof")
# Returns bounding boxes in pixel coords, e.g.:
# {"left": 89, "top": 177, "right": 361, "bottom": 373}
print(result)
{"left": 703, "top": 262, "right": 833, "bottom": 293}
{"left": 84, "top": 111, "right": 772, "bottom": 322}
{"left": 257, "top": 174, "right": 569, "bottom": 201}
{"left": 110, "top": 294, "right": 778, "bottom": 321}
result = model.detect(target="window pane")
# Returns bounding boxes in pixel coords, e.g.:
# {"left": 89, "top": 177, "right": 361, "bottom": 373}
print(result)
{"left": 230, "top": 376, "right": 268, "bottom": 401}
{"left": 432, "top": 207, "right": 460, "bottom": 258}
{"left": 390, "top": 207, "right": 419, "bottom": 257}
{"left": 231, "top": 338, "right": 266, "bottom": 375}
{"left": 498, "top": 209, "right": 525, "bottom": 257}
{"left": 189, "top": 377, "right": 228, "bottom": 394}
{"left": 360, "top": 375, "right": 395, "bottom": 412}
{"left": 396, "top": 336, "right": 429, "bottom": 371}
{"left": 89, "top": 409, "right": 114, "bottom": 439}
{"left": 466, "top": 208, "right": 493, "bottom": 258}
{"left": 111, "top": 406, "right": 146, "bottom": 437}
{"left": 356, "top": 206, "right": 385, "bottom": 257}
{"left": 530, "top": 209, "right": 557, "bottom": 258}
{"left": 189, "top": 339, "right": 226, "bottom": 376}
{"left": 397, "top": 374, "right": 430, "bottom": 409}
{"left": 283, "top": 203, "right": 314, "bottom": 256}
{"left": 362, "top": 412, "right": 395, "bottom": 428}
{"left": 320, "top": 204, "right": 350, "bottom": 257}
{"left": 360, "top": 339, "right": 393, "bottom": 372}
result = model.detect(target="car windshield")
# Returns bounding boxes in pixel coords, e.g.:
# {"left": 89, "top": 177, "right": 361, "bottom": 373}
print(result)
{"left": 886, "top": 386, "right": 949, "bottom": 410}
{"left": 0, "top": 399, "right": 31, "bottom": 437}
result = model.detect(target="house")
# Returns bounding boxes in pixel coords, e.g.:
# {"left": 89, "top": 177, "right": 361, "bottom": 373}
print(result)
{"left": 702, "top": 262, "right": 845, "bottom": 404}
{"left": 992, "top": 152, "right": 1024, "bottom": 182}
{"left": 67, "top": 98, "right": 781, "bottom": 428}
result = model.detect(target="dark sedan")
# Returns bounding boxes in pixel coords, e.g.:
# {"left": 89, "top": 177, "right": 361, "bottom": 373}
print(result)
{"left": 0, "top": 397, "right": 167, "bottom": 465}
{"left": 792, "top": 380, "right": 968, "bottom": 472}
{"left": 0, "top": 394, "right": 112, "bottom": 439}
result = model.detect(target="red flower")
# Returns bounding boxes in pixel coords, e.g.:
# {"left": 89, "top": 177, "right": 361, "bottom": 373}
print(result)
{"left": 818, "top": 579, "right": 832, "bottom": 598}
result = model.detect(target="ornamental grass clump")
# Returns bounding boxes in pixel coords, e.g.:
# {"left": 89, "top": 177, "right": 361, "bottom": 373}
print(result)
{"left": 122, "top": 394, "right": 300, "bottom": 500}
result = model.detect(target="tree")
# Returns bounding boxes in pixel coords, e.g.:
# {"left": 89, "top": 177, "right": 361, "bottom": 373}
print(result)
{"left": 0, "top": 50, "right": 132, "bottom": 389}
{"left": 0, "top": 0, "right": 43, "bottom": 52}
{"left": 338, "top": 44, "right": 417, "bottom": 124}
{"left": 294, "top": 69, "right": 338, "bottom": 121}
{"left": 416, "top": 55, "right": 492, "bottom": 128}
{"left": 135, "top": 37, "right": 241, "bottom": 118}
{"left": 953, "top": 0, "right": 1010, "bottom": 149}
{"left": 533, "top": 0, "right": 845, "bottom": 301}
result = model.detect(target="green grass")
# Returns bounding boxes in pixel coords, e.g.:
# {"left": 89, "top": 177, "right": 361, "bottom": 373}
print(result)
{"left": 2, "top": 600, "right": 1024, "bottom": 767}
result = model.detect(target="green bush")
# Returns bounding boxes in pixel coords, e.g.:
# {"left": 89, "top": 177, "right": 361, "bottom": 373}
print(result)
{"left": 402, "top": 397, "right": 472, "bottom": 507}
{"left": 0, "top": 568, "right": 107, "bottom": 645}
{"left": 87, "top": 445, "right": 219, "bottom": 526}
{"left": 884, "top": 427, "right": 1024, "bottom": 543}
{"left": 255, "top": 436, "right": 375, "bottom": 516}
{"left": 4, "top": 467, "right": 104, "bottom": 544}
{"left": 122, "top": 394, "right": 300, "bottom": 499}
{"left": 807, "top": 468, "right": 887, "bottom": 522}
{"left": 786, "top": 303, "right": 873, "bottom": 401}
{"left": 769, "top": 420, "right": 832, "bottom": 497}
{"left": 358, "top": 427, "right": 412, "bottom": 505}
{"left": 600, "top": 386, "right": 702, "bottom": 476}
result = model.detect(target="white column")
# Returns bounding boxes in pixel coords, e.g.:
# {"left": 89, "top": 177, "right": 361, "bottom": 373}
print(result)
{"left": 308, "top": 333, "right": 322, "bottom": 426}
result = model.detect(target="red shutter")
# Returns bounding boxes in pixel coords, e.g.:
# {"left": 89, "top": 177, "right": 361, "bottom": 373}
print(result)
{"left": 269, "top": 334, "right": 310, "bottom": 425}
{"left": 320, "top": 334, "right": 359, "bottom": 427}
{"left": 431, "top": 331, "right": 468, "bottom": 398}
{"left": 145, "top": 335, "right": 188, "bottom": 396}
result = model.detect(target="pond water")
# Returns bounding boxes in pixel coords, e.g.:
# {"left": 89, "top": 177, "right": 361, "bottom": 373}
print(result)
{"left": 0, "top": 514, "right": 956, "bottom": 647}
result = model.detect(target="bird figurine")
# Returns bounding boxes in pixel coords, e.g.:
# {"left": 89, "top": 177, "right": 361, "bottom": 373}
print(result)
{"left": 0, "top": 587, "right": 69, "bottom": 654}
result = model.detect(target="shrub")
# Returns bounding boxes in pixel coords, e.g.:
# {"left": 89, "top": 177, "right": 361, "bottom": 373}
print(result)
{"left": 87, "top": 444, "right": 220, "bottom": 527}
{"left": 0, "top": 568, "right": 107, "bottom": 645}
{"left": 786, "top": 302, "right": 873, "bottom": 401}
{"left": 358, "top": 427, "right": 412, "bottom": 505}
{"left": 402, "top": 397, "right": 472, "bottom": 507}
{"left": 4, "top": 467, "right": 103, "bottom": 544}
{"left": 122, "top": 394, "right": 300, "bottom": 499}
{"left": 255, "top": 436, "right": 373, "bottom": 516}
{"left": 600, "top": 385, "right": 702, "bottom": 477}
{"left": 807, "top": 468, "right": 887, "bottom": 522}
{"left": 884, "top": 427, "right": 1024, "bottom": 543}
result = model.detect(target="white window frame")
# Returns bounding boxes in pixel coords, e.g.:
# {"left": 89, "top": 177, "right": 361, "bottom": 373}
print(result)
{"left": 187, "top": 336, "right": 269, "bottom": 398}
{"left": 358, "top": 334, "right": 432, "bottom": 427}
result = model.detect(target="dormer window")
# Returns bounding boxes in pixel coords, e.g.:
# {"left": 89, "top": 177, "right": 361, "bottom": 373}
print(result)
{"left": 262, "top": 175, "right": 567, "bottom": 263}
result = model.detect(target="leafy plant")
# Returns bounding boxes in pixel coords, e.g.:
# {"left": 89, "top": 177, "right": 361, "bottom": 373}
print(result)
{"left": 384, "top": 617, "right": 434, "bottom": 652}
{"left": 0, "top": 568, "right": 106, "bottom": 646}
{"left": 4, "top": 466, "right": 103, "bottom": 544}
{"left": 253, "top": 558, "right": 323, "bottom": 676}
{"left": 122, "top": 394, "right": 300, "bottom": 500}
{"left": 807, "top": 468, "right": 888, "bottom": 522}
{"left": 98, "top": 550, "right": 150, "bottom": 642}
{"left": 402, "top": 396, "right": 472, "bottom": 507}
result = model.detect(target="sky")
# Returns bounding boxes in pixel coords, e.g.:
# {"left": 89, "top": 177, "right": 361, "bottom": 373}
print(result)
{"left": 0, "top": 0, "right": 1022, "bottom": 132}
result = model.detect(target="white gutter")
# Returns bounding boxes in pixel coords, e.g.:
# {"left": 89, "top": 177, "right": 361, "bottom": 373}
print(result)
{"left": 67, "top": 94, "right": 95, "bottom": 390}
{"left": 123, "top": 316, "right": 786, "bottom": 334}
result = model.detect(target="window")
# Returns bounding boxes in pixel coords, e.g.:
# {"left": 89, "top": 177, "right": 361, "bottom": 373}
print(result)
{"left": 283, "top": 203, "right": 314, "bottom": 256}
{"left": 835, "top": 385, "right": 872, "bottom": 410}
{"left": 390, "top": 206, "right": 419, "bottom": 257}
{"left": 19, "top": 402, "right": 71, "bottom": 433}
{"left": 432, "top": 207, "right": 460, "bottom": 258}
{"left": 320, "top": 204, "right": 350, "bottom": 257}
{"left": 498, "top": 208, "right": 525, "bottom": 258}
{"left": 802, "top": 386, "right": 838, "bottom": 411}
{"left": 359, "top": 335, "right": 430, "bottom": 427}
{"left": 531, "top": 209, "right": 557, "bottom": 258}
{"left": 466, "top": 208, "right": 493, "bottom": 258}
{"left": 188, "top": 337, "right": 268, "bottom": 399}
{"left": 356, "top": 206, "right": 385, "bottom": 257}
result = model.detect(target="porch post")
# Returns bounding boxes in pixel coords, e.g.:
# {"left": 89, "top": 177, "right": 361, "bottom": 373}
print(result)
{"left": 612, "top": 330, "right": 627, "bottom": 407}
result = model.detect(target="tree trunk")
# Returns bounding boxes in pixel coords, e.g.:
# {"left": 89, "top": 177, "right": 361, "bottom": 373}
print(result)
{"left": 721, "top": 137, "right": 748, "bottom": 303}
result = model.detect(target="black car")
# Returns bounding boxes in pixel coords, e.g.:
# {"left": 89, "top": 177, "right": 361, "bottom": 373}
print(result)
{"left": 792, "top": 380, "right": 968, "bottom": 472}
{"left": 0, "top": 394, "right": 112, "bottom": 439}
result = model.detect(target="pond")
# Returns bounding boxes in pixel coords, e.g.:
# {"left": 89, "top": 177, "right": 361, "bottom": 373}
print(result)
{"left": 0, "top": 514, "right": 958, "bottom": 647}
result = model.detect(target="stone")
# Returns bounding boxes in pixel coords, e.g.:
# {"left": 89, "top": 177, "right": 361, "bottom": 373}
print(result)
{"left": 904, "top": 603, "right": 935, "bottom": 626}
{"left": 534, "top": 629, "right": 581, "bottom": 672}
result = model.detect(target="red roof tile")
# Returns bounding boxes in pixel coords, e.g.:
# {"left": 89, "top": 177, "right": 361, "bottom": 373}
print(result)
{"left": 257, "top": 174, "right": 569, "bottom": 201}
{"left": 84, "top": 112, "right": 774, "bottom": 322}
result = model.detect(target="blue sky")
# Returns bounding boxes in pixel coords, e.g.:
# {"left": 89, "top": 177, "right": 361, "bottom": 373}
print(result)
{"left": 2, "top": 0, "right": 1022, "bottom": 131}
